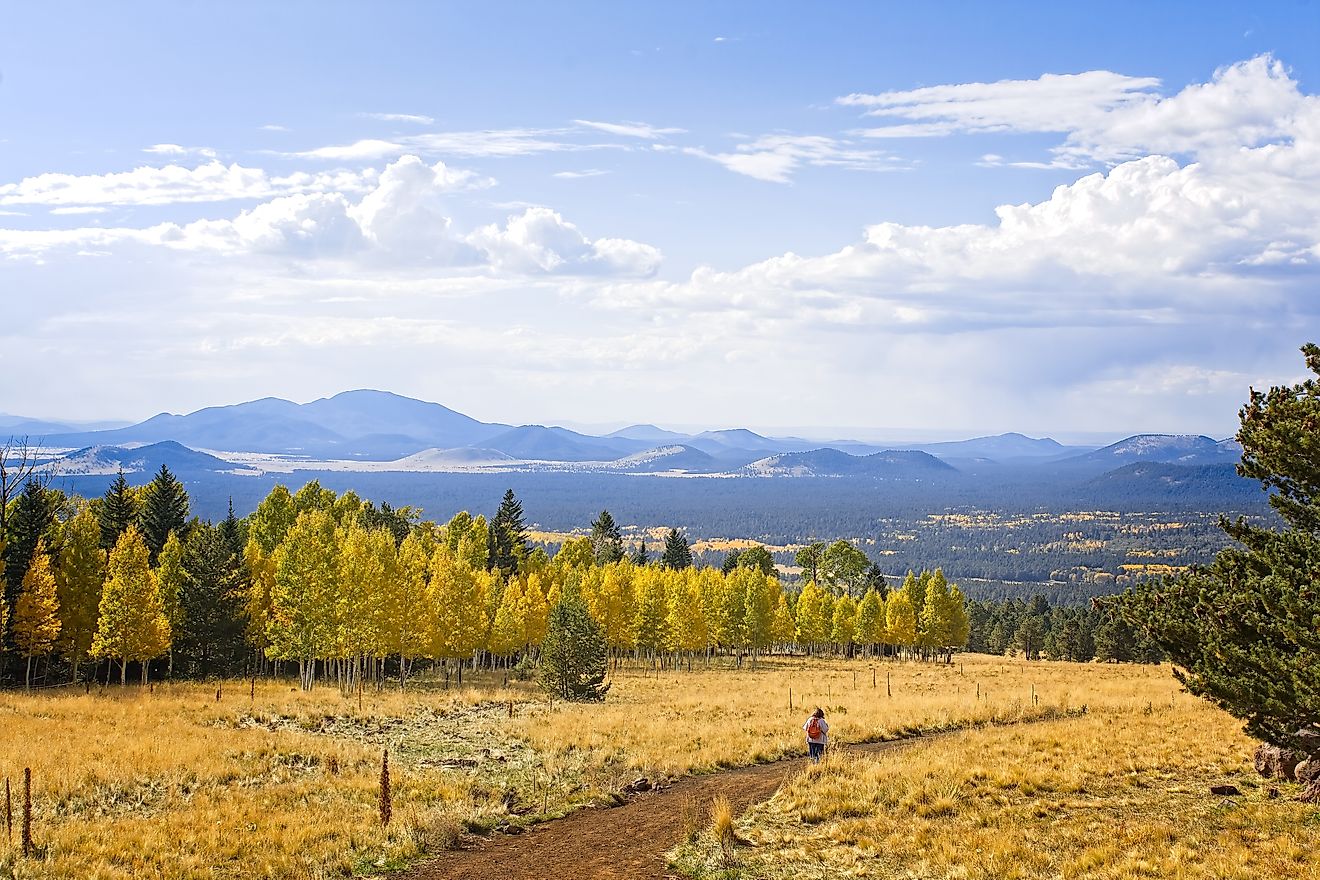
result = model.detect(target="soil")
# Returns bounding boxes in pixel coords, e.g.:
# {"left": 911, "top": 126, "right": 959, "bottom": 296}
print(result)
{"left": 399, "top": 737, "right": 917, "bottom": 880}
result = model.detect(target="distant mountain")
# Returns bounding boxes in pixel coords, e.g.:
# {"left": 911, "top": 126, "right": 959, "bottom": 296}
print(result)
{"left": 1082, "top": 461, "right": 1261, "bottom": 505}
{"left": 44, "top": 390, "right": 508, "bottom": 458}
{"left": 918, "top": 432, "right": 1073, "bottom": 460}
{"left": 390, "top": 447, "right": 516, "bottom": 468}
{"left": 744, "top": 448, "right": 957, "bottom": 477}
{"left": 1064, "top": 434, "right": 1242, "bottom": 467}
{"left": 610, "top": 444, "right": 721, "bottom": 473}
{"left": 688, "top": 428, "right": 789, "bottom": 455}
{"left": 606, "top": 424, "right": 691, "bottom": 442}
{"left": 480, "top": 425, "right": 647, "bottom": 462}
{"left": 51, "top": 441, "right": 240, "bottom": 476}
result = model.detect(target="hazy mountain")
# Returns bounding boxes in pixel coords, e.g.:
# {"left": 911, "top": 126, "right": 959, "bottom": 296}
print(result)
{"left": 606, "top": 424, "right": 691, "bottom": 442}
{"left": 1064, "top": 434, "right": 1242, "bottom": 467}
{"left": 44, "top": 390, "right": 507, "bottom": 458}
{"left": 1082, "top": 461, "right": 1261, "bottom": 505}
{"left": 918, "top": 432, "right": 1074, "bottom": 460}
{"left": 480, "top": 425, "right": 648, "bottom": 462}
{"left": 51, "top": 441, "right": 240, "bottom": 476}
{"left": 744, "top": 448, "right": 957, "bottom": 477}
{"left": 610, "top": 444, "right": 721, "bottom": 473}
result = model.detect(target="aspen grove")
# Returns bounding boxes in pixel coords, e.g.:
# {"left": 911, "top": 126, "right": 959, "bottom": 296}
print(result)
{"left": 1, "top": 472, "right": 971, "bottom": 689}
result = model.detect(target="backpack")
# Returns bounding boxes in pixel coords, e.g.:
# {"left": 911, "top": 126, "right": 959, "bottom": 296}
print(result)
{"left": 807, "top": 716, "right": 822, "bottom": 739}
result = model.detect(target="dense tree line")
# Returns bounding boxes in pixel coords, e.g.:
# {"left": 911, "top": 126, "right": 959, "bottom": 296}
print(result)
{"left": 0, "top": 474, "right": 975, "bottom": 688}
{"left": 965, "top": 595, "right": 1164, "bottom": 664}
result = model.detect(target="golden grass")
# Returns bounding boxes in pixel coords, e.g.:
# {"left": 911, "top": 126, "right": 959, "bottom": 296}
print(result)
{"left": 0, "top": 655, "right": 1243, "bottom": 879}
{"left": 670, "top": 696, "right": 1320, "bottom": 880}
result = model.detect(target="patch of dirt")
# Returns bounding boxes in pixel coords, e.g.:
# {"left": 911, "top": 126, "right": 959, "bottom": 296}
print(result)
{"left": 398, "top": 737, "right": 918, "bottom": 880}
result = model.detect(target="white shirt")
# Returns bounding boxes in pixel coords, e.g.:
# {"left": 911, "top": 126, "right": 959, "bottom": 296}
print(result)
{"left": 803, "top": 716, "right": 829, "bottom": 744}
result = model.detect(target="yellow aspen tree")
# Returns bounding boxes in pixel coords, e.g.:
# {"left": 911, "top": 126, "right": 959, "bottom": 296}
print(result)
{"left": 794, "top": 581, "right": 829, "bottom": 653}
{"left": 243, "top": 537, "right": 276, "bottom": 658}
{"left": 742, "top": 570, "right": 777, "bottom": 666}
{"left": 885, "top": 589, "right": 918, "bottom": 657}
{"left": 594, "top": 561, "right": 636, "bottom": 652}
{"left": 392, "top": 530, "right": 433, "bottom": 686}
{"left": 427, "top": 544, "right": 492, "bottom": 674}
{"left": 92, "top": 526, "right": 170, "bottom": 685}
{"left": 268, "top": 509, "right": 340, "bottom": 690}
{"left": 919, "top": 568, "right": 953, "bottom": 652}
{"left": 155, "top": 531, "right": 186, "bottom": 677}
{"left": 14, "top": 540, "right": 60, "bottom": 689}
{"left": 856, "top": 588, "right": 885, "bottom": 656}
{"left": 831, "top": 594, "right": 858, "bottom": 654}
{"left": 633, "top": 567, "right": 670, "bottom": 657}
{"left": 248, "top": 485, "right": 297, "bottom": 553}
{"left": 553, "top": 536, "right": 595, "bottom": 569}
{"left": 56, "top": 506, "right": 105, "bottom": 682}
{"left": 488, "top": 577, "right": 526, "bottom": 660}
{"left": 946, "top": 583, "right": 971, "bottom": 652}
{"left": 770, "top": 593, "right": 796, "bottom": 649}
{"left": 667, "top": 569, "right": 708, "bottom": 663}
{"left": 522, "top": 572, "right": 551, "bottom": 647}
{"left": 336, "top": 521, "right": 391, "bottom": 689}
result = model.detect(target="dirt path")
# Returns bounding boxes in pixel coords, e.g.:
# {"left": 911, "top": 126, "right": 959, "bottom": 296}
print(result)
{"left": 400, "top": 737, "right": 916, "bottom": 880}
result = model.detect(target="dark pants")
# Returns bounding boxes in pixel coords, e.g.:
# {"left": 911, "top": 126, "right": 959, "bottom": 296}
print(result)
{"left": 808, "top": 741, "right": 825, "bottom": 762}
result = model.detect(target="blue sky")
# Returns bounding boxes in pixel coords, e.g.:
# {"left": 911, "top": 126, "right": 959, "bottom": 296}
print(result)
{"left": 2, "top": 2, "right": 1319, "bottom": 441}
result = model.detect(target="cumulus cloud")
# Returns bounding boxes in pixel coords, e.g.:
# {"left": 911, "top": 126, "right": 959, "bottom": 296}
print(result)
{"left": 683, "top": 134, "right": 908, "bottom": 183}
{"left": 468, "top": 207, "right": 661, "bottom": 276}
{"left": 843, "top": 55, "right": 1305, "bottom": 167}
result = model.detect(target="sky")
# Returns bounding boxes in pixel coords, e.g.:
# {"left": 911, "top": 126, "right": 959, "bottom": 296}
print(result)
{"left": 2, "top": 1, "right": 1319, "bottom": 442}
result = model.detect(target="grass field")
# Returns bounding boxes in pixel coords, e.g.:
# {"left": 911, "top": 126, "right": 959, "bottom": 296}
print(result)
{"left": 0, "top": 656, "right": 1297, "bottom": 879}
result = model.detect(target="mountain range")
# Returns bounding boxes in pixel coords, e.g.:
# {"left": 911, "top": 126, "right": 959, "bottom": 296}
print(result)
{"left": 13, "top": 390, "right": 1246, "bottom": 486}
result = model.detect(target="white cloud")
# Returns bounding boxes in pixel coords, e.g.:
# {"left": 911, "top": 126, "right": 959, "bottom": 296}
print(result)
{"left": 553, "top": 169, "right": 611, "bottom": 179}
{"left": 684, "top": 134, "right": 908, "bottom": 183}
{"left": 294, "top": 128, "right": 600, "bottom": 161}
{"left": 260, "top": 124, "right": 290, "bottom": 132}
{"left": 843, "top": 55, "right": 1305, "bottom": 167}
{"left": 144, "top": 143, "right": 218, "bottom": 159}
{"left": 0, "top": 161, "right": 380, "bottom": 208}
{"left": 296, "top": 139, "right": 405, "bottom": 161}
{"left": 574, "top": 120, "right": 685, "bottom": 139}
{"left": 468, "top": 206, "right": 661, "bottom": 276}
{"left": 361, "top": 112, "right": 435, "bottom": 125}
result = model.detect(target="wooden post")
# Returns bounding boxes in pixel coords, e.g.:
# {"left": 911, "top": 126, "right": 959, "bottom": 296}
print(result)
{"left": 887, "top": 671, "right": 891, "bottom": 698}
{"left": 21, "top": 768, "right": 32, "bottom": 858}
{"left": 872, "top": 667, "right": 876, "bottom": 688}
{"left": 788, "top": 686, "right": 792, "bottom": 709}
{"left": 852, "top": 670, "right": 857, "bottom": 689}
{"left": 4, "top": 776, "right": 10, "bottom": 845}
{"left": 976, "top": 682, "right": 980, "bottom": 699}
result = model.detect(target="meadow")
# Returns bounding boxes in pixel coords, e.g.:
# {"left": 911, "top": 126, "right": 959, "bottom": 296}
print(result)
{"left": 0, "top": 656, "right": 1299, "bottom": 879}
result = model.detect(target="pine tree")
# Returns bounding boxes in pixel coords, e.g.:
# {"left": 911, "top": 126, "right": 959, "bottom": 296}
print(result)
{"left": 92, "top": 526, "right": 171, "bottom": 685}
{"left": 630, "top": 539, "right": 649, "bottom": 566}
{"left": 660, "top": 528, "right": 692, "bottom": 569}
{"left": 175, "top": 522, "right": 248, "bottom": 677}
{"left": 4, "top": 480, "right": 60, "bottom": 623}
{"left": 139, "top": 465, "right": 189, "bottom": 563}
{"left": 99, "top": 469, "right": 139, "bottom": 551}
{"left": 56, "top": 506, "right": 106, "bottom": 683}
{"left": 539, "top": 593, "right": 610, "bottom": 701}
{"left": 589, "top": 510, "right": 624, "bottom": 565}
{"left": 488, "top": 489, "right": 530, "bottom": 578}
{"left": 794, "top": 542, "right": 826, "bottom": 584}
{"left": 14, "top": 540, "right": 60, "bottom": 689}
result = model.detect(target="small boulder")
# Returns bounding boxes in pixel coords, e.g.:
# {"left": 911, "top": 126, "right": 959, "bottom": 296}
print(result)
{"left": 1254, "top": 745, "right": 1301, "bottom": 781}
{"left": 1301, "top": 781, "right": 1320, "bottom": 805}
{"left": 1209, "top": 784, "right": 1240, "bottom": 796}
{"left": 1295, "top": 759, "right": 1320, "bottom": 785}
{"left": 624, "top": 776, "right": 653, "bottom": 793}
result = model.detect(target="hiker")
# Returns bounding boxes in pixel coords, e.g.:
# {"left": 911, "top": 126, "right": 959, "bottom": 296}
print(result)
{"left": 803, "top": 707, "right": 828, "bottom": 763}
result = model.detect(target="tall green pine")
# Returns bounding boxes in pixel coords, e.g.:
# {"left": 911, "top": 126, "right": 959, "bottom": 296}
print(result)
{"left": 660, "top": 528, "right": 692, "bottom": 569}
{"left": 489, "top": 489, "right": 531, "bottom": 578}
{"left": 99, "top": 469, "right": 138, "bottom": 551}
{"left": 139, "top": 465, "right": 190, "bottom": 563}
{"left": 589, "top": 509, "right": 624, "bottom": 566}
{"left": 539, "top": 593, "right": 610, "bottom": 701}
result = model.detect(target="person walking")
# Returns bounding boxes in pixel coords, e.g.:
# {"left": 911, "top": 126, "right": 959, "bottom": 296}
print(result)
{"left": 803, "top": 707, "right": 829, "bottom": 763}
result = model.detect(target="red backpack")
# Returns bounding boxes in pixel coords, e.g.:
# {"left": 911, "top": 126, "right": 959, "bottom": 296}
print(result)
{"left": 807, "top": 716, "right": 822, "bottom": 739}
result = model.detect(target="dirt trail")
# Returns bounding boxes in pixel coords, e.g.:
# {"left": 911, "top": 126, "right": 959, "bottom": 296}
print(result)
{"left": 400, "top": 737, "right": 915, "bottom": 880}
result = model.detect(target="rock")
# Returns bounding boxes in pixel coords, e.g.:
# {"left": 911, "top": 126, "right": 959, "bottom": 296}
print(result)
{"left": 1295, "top": 759, "right": 1320, "bottom": 785}
{"left": 624, "top": 776, "right": 652, "bottom": 793}
{"left": 1254, "top": 745, "right": 1302, "bottom": 781}
{"left": 1210, "top": 784, "right": 1241, "bottom": 796}
{"left": 1301, "top": 780, "right": 1320, "bottom": 805}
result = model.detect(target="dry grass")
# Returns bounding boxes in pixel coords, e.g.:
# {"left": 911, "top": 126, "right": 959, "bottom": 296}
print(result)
{"left": 670, "top": 695, "right": 1320, "bottom": 879}
{"left": 514, "top": 654, "right": 1181, "bottom": 781}
{"left": 0, "top": 655, "right": 1228, "bottom": 879}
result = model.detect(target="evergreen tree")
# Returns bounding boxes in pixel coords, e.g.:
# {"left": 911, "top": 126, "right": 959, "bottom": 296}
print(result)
{"left": 794, "top": 542, "right": 826, "bottom": 584}
{"left": 5, "top": 479, "right": 60, "bottom": 618}
{"left": 99, "top": 469, "right": 138, "bottom": 551}
{"left": 589, "top": 510, "right": 624, "bottom": 565}
{"left": 630, "top": 539, "right": 649, "bottom": 566}
{"left": 736, "top": 545, "right": 777, "bottom": 576}
{"left": 56, "top": 506, "right": 105, "bottom": 683}
{"left": 659, "top": 528, "right": 692, "bottom": 569}
{"left": 14, "top": 540, "right": 60, "bottom": 689}
{"left": 720, "top": 549, "right": 741, "bottom": 574}
{"left": 489, "top": 489, "right": 531, "bottom": 578}
{"left": 1112, "top": 343, "right": 1320, "bottom": 752}
{"left": 820, "top": 540, "right": 869, "bottom": 596}
{"left": 139, "top": 465, "right": 189, "bottom": 563}
{"left": 539, "top": 593, "right": 610, "bottom": 701}
{"left": 92, "top": 526, "right": 170, "bottom": 685}
{"left": 175, "top": 522, "right": 248, "bottom": 677}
